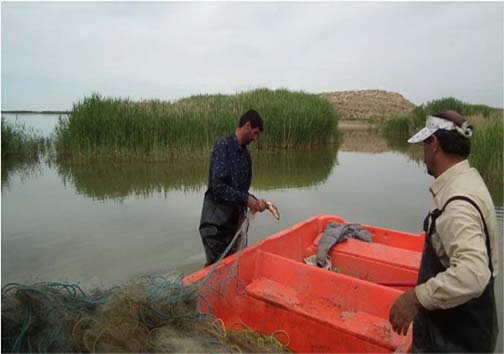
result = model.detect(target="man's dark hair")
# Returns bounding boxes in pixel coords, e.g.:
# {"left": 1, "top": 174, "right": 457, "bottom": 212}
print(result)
{"left": 433, "top": 110, "right": 471, "bottom": 158}
{"left": 238, "top": 109, "right": 263, "bottom": 131}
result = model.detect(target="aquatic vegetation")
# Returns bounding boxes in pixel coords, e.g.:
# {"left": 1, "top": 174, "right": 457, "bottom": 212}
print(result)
{"left": 411, "top": 97, "right": 500, "bottom": 128}
{"left": 1, "top": 118, "right": 49, "bottom": 187}
{"left": 382, "top": 114, "right": 412, "bottom": 138}
{"left": 54, "top": 89, "right": 339, "bottom": 161}
{"left": 1, "top": 118, "right": 48, "bottom": 160}
{"left": 381, "top": 100, "right": 502, "bottom": 206}
{"left": 470, "top": 118, "right": 503, "bottom": 205}
{"left": 382, "top": 97, "right": 502, "bottom": 134}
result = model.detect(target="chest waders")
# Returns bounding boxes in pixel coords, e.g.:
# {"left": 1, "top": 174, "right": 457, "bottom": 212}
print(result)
{"left": 199, "top": 195, "right": 246, "bottom": 267}
{"left": 413, "top": 196, "right": 498, "bottom": 353}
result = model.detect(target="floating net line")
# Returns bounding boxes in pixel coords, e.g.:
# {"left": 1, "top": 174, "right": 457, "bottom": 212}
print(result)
{"left": 2, "top": 214, "right": 290, "bottom": 353}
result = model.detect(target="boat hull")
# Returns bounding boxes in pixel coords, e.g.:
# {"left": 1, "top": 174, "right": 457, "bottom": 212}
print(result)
{"left": 185, "top": 215, "right": 423, "bottom": 352}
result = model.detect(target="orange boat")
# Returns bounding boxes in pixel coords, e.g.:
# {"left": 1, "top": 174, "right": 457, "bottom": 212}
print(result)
{"left": 184, "top": 215, "right": 424, "bottom": 353}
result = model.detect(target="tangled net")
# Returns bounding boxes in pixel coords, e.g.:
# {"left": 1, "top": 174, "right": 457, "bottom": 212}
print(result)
{"left": 2, "top": 216, "right": 290, "bottom": 353}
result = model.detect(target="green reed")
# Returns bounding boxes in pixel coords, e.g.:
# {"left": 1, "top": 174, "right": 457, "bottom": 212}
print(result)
{"left": 469, "top": 119, "right": 503, "bottom": 205}
{"left": 1, "top": 118, "right": 50, "bottom": 187}
{"left": 382, "top": 97, "right": 502, "bottom": 136}
{"left": 411, "top": 97, "right": 501, "bottom": 128}
{"left": 1, "top": 117, "right": 48, "bottom": 160}
{"left": 381, "top": 99, "right": 502, "bottom": 205}
{"left": 382, "top": 114, "right": 412, "bottom": 138}
{"left": 54, "top": 89, "right": 339, "bottom": 160}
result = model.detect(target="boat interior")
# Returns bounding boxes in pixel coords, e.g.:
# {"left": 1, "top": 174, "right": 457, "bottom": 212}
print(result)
{"left": 185, "top": 215, "right": 424, "bottom": 352}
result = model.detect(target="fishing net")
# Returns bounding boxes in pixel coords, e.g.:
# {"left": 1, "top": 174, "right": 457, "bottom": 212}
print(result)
{"left": 2, "top": 215, "right": 290, "bottom": 353}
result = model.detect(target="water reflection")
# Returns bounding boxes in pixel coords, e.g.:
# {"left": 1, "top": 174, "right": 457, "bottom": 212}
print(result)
{"left": 1, "top": 157, "right": 44, "bottom": 189}
{"left": 252, "top": 144, "right": 339, "bottom": 190}
{"left": 340, "top": 128, "right": 391, "bottom": 153}
{"left": 53, "top": 144, "right": 340, "bottom": 201}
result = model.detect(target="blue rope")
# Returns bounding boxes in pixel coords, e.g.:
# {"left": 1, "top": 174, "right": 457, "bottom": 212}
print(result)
{"left": 11, "top": 302, "right": 31, "bottom": 352}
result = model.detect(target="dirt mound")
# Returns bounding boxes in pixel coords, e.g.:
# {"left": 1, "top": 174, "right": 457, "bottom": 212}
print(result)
{"left": 320, "top": 90, "right": 415, "bottom": 121}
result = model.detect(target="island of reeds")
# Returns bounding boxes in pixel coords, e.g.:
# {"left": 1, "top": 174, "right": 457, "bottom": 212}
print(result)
{"left": 54, "top": 88, "right": 340, "bottom": 161}
{"left": 1, "top": 118, "right": 50, "bottom": 186}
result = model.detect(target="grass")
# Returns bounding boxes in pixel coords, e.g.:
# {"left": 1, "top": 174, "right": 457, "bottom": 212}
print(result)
{"left": 470, "top": 118, "right": 503, "bottom": 205}
{"left": 1, "top": 117, "right": 49, "bottom": 187}
{"left": 411, "top": 97, "right": 499, "bottom": 127}
{"left": 1, "top": 117, "right": 48, "bottom": 160}
{"left": 382, "top": 97, "right": 502, "bottom": 136}
{"left": 54, "top": 89, "right": 339, "bottom": 161}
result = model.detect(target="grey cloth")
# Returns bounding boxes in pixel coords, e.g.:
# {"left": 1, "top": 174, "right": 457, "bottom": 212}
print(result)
{"left": 316, "top": 222, "right": 372, "bottom": 267}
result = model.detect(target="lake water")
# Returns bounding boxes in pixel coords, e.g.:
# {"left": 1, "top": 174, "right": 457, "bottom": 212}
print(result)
{"left": 1, "top": 113, "right": 502, "bottom": 351}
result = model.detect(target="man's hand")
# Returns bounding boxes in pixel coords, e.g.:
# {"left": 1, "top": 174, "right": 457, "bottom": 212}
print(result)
{"left": 248, "top": 196, "right": 267, "bottom": 213}
{"left": 248, "top": 196, "right": 260, "bottom": 213}
{"left": 257, "top": 199, "right": 267, "bottom": 212}
{"left": 389, "top": 288, "right": 422, "bottom": 336}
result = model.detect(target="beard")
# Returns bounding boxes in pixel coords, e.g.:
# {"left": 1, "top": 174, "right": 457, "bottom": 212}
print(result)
{"left": 424, "top": 159, "right": 435, "bottom": 177}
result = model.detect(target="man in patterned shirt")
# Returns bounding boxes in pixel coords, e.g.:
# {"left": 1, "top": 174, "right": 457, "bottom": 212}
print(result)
{"left": 199, "top": 109, "right": 267, "bottom": 267}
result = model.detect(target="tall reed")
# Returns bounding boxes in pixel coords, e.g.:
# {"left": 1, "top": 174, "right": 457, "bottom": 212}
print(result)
{"left": 469, "top": 118, "right": 503, "bottom": 204}
{"left": 381, "top": 99, "right": 502, "bottom": 205}
{"left": 411, "top": 97, "right": 501, "bottom": 128}
{"left": 383, "top": 97, "right": 502, "bottom": 136}
{"left": 54, "top": 89, "right": 339, "bottom": 160}
{"left": 1, "top": 118, "right": 49, "bottom": 187}
{"left": 382, "top": 114, "right": 411, "bottom": 138}
{"left": 1, "top": 118, "right": 48, "bottom": 160}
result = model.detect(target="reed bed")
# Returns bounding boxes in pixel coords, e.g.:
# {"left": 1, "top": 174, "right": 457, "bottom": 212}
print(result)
{"left": 1, "top": 118, "right": 49, "bottom": 187}
{"left": 381, "top": 98, "right": 503, "bottom": 205}
{"left": 382, "top": 97, "right": 502, "bottom": 136}
{"left": 54, "top": 89, "right": 339, "bottom": 161}
{"left": 470, "top": 118, "right": 503, "bottom": 204}
{"left": 1, "top": 118, "right": 48, "bottom": 160}
{"left": 411, "top": 97, "right": 499, "bottom": 126}
{"left": 470, "top": 115, "right": 503, "bottom": 172}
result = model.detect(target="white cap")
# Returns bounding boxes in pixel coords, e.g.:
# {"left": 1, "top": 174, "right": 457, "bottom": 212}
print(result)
{"left": 407, "top": 115, "right": 473, "bottom": 144}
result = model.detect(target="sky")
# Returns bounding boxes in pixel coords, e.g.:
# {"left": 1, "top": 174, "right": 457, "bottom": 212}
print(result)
{"left": 1, "top": 1, "right": 503, "bottom": 110}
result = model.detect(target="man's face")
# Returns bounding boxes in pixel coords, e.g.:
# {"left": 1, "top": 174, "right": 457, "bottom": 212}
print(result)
{"left": 423, "top": 136, "right": 436, "bottom": 176}
{"left": 244, "top": 122, "right": 261, "bottom": 145}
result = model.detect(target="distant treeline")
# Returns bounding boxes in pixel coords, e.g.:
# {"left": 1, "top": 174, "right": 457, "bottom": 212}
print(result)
{"left": 1, "top": 110, "right": 69, "bottom": 114}
{"left": 54, "top": 89, "right": 340, "bottom": 161}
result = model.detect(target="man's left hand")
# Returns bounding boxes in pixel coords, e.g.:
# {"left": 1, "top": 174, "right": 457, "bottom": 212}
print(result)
{"left": 257, "top": 199, "right": 267, "bottom": 212}
{"left": 389, "top": 288, "right": 422, "bottom": 336}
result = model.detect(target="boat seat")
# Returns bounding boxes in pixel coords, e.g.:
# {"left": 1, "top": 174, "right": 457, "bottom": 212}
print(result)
{"left": 310, "top": 234, "right": 421, "bottom": 271}
{"left": 246, "top": 276, "right": 408, "bottom": 351}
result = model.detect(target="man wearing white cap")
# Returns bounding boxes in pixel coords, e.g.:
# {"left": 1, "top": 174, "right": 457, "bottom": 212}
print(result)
{"left": 388, "top": 111, "right": 498, "bottom": 352}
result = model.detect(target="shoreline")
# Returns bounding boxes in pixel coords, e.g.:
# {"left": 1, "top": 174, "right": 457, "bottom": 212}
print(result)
{"left": 338, "top": 119, "right": 375, "bottom": 130}
{"left": 2, "top": 110, "right": 69, "bottom": 114}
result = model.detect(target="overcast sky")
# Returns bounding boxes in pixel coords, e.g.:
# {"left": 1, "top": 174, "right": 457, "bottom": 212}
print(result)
{"left": 1, "top": 1, "right": 503, "bottom": 110}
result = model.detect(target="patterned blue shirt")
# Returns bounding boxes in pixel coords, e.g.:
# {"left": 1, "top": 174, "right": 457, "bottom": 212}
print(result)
{"left": 205, "top": 134, "right": 251, "bottom": 206}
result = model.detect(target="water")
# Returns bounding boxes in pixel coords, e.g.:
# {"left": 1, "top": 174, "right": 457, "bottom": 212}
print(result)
{"left": 2, "top": 113, "right": 62, "bottom": 137}
{"left": 1, "top": 115, "right": 502, "bottom": 351}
